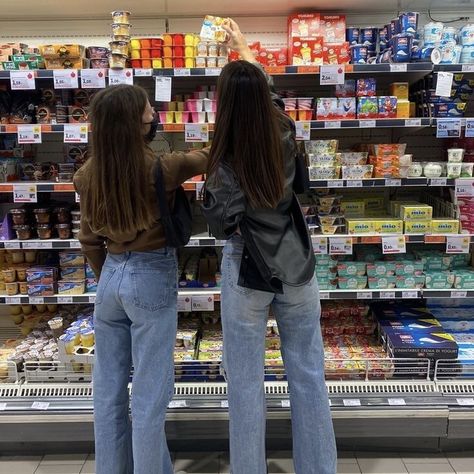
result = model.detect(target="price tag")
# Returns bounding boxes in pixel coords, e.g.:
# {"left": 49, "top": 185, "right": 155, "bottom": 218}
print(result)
{"left": 446, "top": 235, "right": 470, "bottom": 254}
{"left": 75, "top": 192, "right": 80, "bottom": 203}
{"left": 295, "top": 121, "right": 311, "bottom": 140}
{"left": 319, "top": 292, "right": 330, "bottom": 299}
{"left": 174, "top": 68, "right": 191, "bottom": 76}
{"left": 186, "top": 239, "right": 200, "bottom": 247}
{"left": 58, "top": 296, "right": 73, "bottom": 304}
{"left": 81, "top": 69, "right": 106, "bottom": 89}
{"left": 386, "top": 179, "right": 401, "bottom": 187}
{"left": 221, "top": 400, "right": 229, "bottom": 408}
{"left": 455, "top": 179, "right": 474, "bottom": 197}
{"left": 23, "top": 241, "right": 52, "bottom": 249}
{"left": 168, "top": 400, "right": 187, "bottom": 408}
{"left": 70, "top": 241, "right": 81, "bottom": 249}
{"left": 30, "top": 297, "right": 44, "bottom": 305}
{"left": 435, "top": 71, "right": 454, "bottom": 97}
{"left": 357, "top": 291, "right": 373, "bottom": 299}
{"left": 108, "top": 68, "right": 134, "bottom": 85}
{"left": 6, "top": 297, "right": 21, "bottom": 304}
{"left": 312, "top": 237, "right": 328, "bottom": 255}
{"left": 430, "top": 178, "right": 447, "bottom": 186}
{"left": 155, "top": 76, "right": 172, "bottom": 102}
{"left": 437, "top": 118, "right": 461, "bottom": 138}
{"left": 0, "top": 403, "right": 7, "bottom": 411}
{"left": 346, "top": 180, "right": 363, "bottom": 187}
{"left": 281, "top": 400, "right": 291, "bottom": 408}
{"left": 205, "top": 68, "right": 221, "bottom": 76}
{"left": 17, "top": 124, "right": 41, "bottom": 144}
{"left": 380, "top": 291, "right": 396, "bottom": 299}
{"left": 451, "top": 291, "right": 468, "bottom": 298}
{"left": 457, "top": 398, "right": 474, "bottom": 406}
{"left": 185, "top": 123, "right": 209, "bottom": 143}
{"left": 390, "top": 64, "right": 408, "bottom": 72}
{"left": 31, "top": 401, "right": 49, "bottom": 410}
{"left": 327, "top": 180, "right": 344, "bottom": 188}
{"left": 388, "top": 398, "right": 406, "bottom": 406}
{"left": 89, "top": 295, "right": 96, "bottom": 303}
{"left": 4, "top": 241, "right": 21, "bottom": 249}
{"left": 343, "top": 399, "right": 361, "bottom": 407}
{"left": 215, "top": 240, "right": 227, "bottom": 246}
{"left": 134, "top": 69, "right": 153, "bottom": 76}
{"left": 359, "top": 120, "right": 376, "bottom": 128}
{"left": 462, "top": 65, "right": 474, "bottom": 73}
{"left": 10, "top": 70, "right": 35, "bottom": 90}
{"left": 324, "top": 121, "right": 341, "bottom": 129}
{"left": 382, "top": 235, "right": 406, "bottom": 254}
{"left": 191, "top": 294, "right": 215, "bottom": 311}
{"left": 466, "top": 118, "right": 474, "bottom": 138}
{"left": 329, "top": 237, "right": 353, "bottom": 255}
{"left": 405, "top": 118, "right": 422, "bottom": 127}
{"left": 177, "top": 295, "right": 192, "bottom": 312}
{"left": 63, "top": 124, "right": 88, "bottom": 143}
{"left": 402, "top": 290, "right": 418, "bottom": 299}
{"left": 195, "top": 181, "right": 205, "bottom": 200}
{"left": 13, "top": 184, "right": 37, "bottom": 203}
{"left": 320, "top": 65, "right": 345, "bottom": 85}
{"left": 53, "top": 69, "right": 78, "bottom": 89}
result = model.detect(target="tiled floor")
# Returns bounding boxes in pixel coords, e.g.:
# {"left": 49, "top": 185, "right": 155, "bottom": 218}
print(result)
{"left": 0, "top": 451, "right": 473, "bottom": 474}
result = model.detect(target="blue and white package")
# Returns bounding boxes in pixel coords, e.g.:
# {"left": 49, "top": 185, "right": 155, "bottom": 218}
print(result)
{"left": 399, "top": 11, "right": 419, "bottom": 36}
{"left": 390, "top": 18, "right": 401, "bottom": 37}
{"left": 391, "top": 34, "right": 413, "bottom": 62}
{"left": 379, "top": 25, "right": 389, "bottom": 49}
{"left": 350, "top": 45, "right": 368, "bottom": 64}
{"left": 346, "top": 27, "right": 360, "bottom": 45}
{"left": 361, "top": 27, "right": 378, "bottom": 47}
{"left": 439, "top": 43, "right": 462, "bottom": 64}
{"left": 441, "top": 26, "right": 458, "bottom": 44}
{"left": 424, "top": 22, "right": 444, "bottom": 45}
{"left": 460, "top": 24, "right": 474, "bottom": 46}
{"left": 461, "top": 45, "right": 474, "bottom": 64}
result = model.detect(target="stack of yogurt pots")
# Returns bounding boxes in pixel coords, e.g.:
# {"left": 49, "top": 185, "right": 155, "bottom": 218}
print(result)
{"left": 281, "top": 96, "right": 313, "bottom": 121}
{"left": 109, "top": 10, "right": 131, "bottom": 69}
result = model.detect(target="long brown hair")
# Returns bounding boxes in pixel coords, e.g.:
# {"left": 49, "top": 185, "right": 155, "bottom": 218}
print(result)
{"left": 208, "top": 61, "right": 285, "bottom": 209}
{"left": 81, "top": 84, "right": 154, "bottom": 234}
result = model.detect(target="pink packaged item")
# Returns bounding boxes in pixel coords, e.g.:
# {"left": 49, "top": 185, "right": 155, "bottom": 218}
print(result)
{"left": 297, "top": 97, "right": 313, "bottom": 110}
{"left": 191, "top": 111, "right": 206, "bottom": 123}
{"left": 288, "top": 13, "right": 321, "bottom": 38}
{"left": 185, "top": 99, "right": 203, "bottom": 112}
{"left": 282, "top": 98, "right": 297, "bottom": 110}
{"left": 203, "top": 99, "right": 217, "bottom": 112}
{"left": 298, "top": 110, "right": 313, "bottom": 121}
{"left": 378, "top": 96, "right": 398, "bottom": 118}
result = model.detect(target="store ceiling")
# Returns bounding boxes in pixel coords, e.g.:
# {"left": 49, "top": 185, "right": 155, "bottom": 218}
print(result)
{"left": 1, "top": 0, "right": 474, "bottom": 19}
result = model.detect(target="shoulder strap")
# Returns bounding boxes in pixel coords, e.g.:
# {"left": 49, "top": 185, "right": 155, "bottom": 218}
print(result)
{"left": 154, "top": 157, "right": 170, "bottom": 218}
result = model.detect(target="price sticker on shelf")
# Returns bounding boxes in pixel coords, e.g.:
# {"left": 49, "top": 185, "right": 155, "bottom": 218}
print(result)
{"left": 435, "top": 71, "right": 454, "bottom": 97}
{"left": 324, "top": 121, "right": 341, "bottom": 129}
{"left": 451, "top": 291, "right": 468, "bottom": 298}
{"left": 456, "top": 398, "right": 474, "bottom": 406}
{"left": 155, "top": 76, "right": 172, "bottom": 102}
{"left": 13, "top": 184, "right": 37, "bottom": 203}
{"left": 343, "top": 399, "right": 361, "bottom": 407}
{"left": 465, "top": 118, "right": 474, "bottom": 138}
{"left": 446, "top": 235, "right": 470, "bottom": 254}
{"left": 17, "top": 124, "right": 41, "bottom": 144}
{"left": 357, "top": 291, "right": 373, "bottom": 300}
{"left": 58, "top": 296, "right": 73, "bottom": 304}
{"left": 405, "top": 118, "right": 422, "bottom": 127}
{"left": 382, "top": 235, "right": 406, "bottom": 254}
{"left": 30, "top": 297, "right": 44, "bottom": 305}
{"left": 31, "top": 401, "right": 50, "bottom": 411}
{"left": 455, "top": 179, "right": 474, "bottom": 197}
{"left": 70, "top": 241, "right": 82, "bottom": 249}
{"left": 429, "top": 178, "right": 447, "bottom": 186}
{"left": 0, "top": 403, "right": 7, "bottom": 411}
{"left": 75, "top": 192, "right": 80, "bottom": 203}
{"left": 327, "top": 180, "right": 343, "bottom": 188}
{"left": 81, "top": 69, "right": 106, "bottom": 89}
{"left": 89, "top": 295, "right": 96, "bottom": 304}
{"left": 320, "top": 65, "right": 345, "bottom": 85}
{"left": 462, "top": 64, "right": 474, "bottom": 73}
{"left": 346, "top": 180, "right": 363, "bottom": 188}
{"left": 108, "top": 68, "right": 134, "bottom": 86}
{"left": 63, "top": 124, "right": 88, "bottom": 143}
{"left": 388, "top": 398, "right": 406, "bottom": 406}
{"left": 295, "top": 121, "right": 311, "bottom": 140}
{"left": 168, "top": 400, "right": 187, "bottom": 408}
{"left": 319, "top": 291, "right": 330, "bottom": 299}
{"left": 329, "top": 237, "right": 353, "bottom": 255}
{"left": 53, "top": 69, "right": 79, "bottom": 89}
{"left": 312, "top": 237, "right": 328, "bottom": 255}
{"left": 281, "top": 400, "right": 291, "bottom": 408}
{"left": 174, "top": 68, "right": 191, "bottom": 76}
{"left": 5, "top": 297, "right": 21, "bottom": 305}
{"left": 205, "top": 68, "right": 221, "bottom": 76}
{"left": 221, "top": 400, "right": 229, "bottom": 408}
{"left": 4, "top": 241, "right": 21, "bottom": 249}
{"left": 177, "top": 295, "right": 192, "bottom": 312}
{"left": 386, "top": 178, "right": 401, "bottom": 187}
{"left": 191, "top": 294, "right": 215, "bottom": 311}
{"left": 359, "top": 120, "right": 376, "bottom": 128}
{"left": 402, "top": 290, "right": 418, "bottom": 299}
{"left": 390, "top": 64, "right": 408, "bottom": 72}
{"left": 10, "top": 70, "right": 36, "bottom": 90}
{"left": 134, "top": 68, "right": 153, "bottom": 77}
{"left": 437, "top": 118, "right": 461, "bottom": 138}
{"left": 380, "top": 291, "right": 396, "bottom": 299}
{"left": 185, "top": 123, "right": 209, "bottom": 143}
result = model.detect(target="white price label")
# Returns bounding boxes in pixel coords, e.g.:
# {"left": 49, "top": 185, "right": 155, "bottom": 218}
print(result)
{"left": 221, "top": 400, "right": 229, "bottom": 408}
{"left": 386, "top": 179, "right": 401, "bottom": 187}
{"left": 155, "top": 76, "right": 172, "bottom": 102}
{"left": 17, "top": 124, "right": 41, "bottom": 144}
{"left": 388, "top": 398, "right": 406, "bottom": 406}
{"left": 177, "top": 295, "right": 192, "bottom": 312}
{"left": 57, "top": 296, "right": 73, "bottom": 304}
{"left": 89, "top": 295, "right": 96, "bottom": 303}
{"left": 451, "top": 291, "right": 468, "bottom": 298}
{"left": 312, "top": 237, "right": 328, "bottom": 255}
{"left": 70, "top": 241, "right": 82, "bottom": 249}
{"left": 215, "top": 240, "right": 227, "bottom": 246}
{"left": 134, "top": 68, "right": 153, "bottom": 76}
{"left": 53, "top": 69, "right": 79, "bottom": 89}
{"left": 5, "top": 297, "right": 21, "bottom": 304}
{"left": 168, "top": 400, "right": 187, "bottom": 408}
{"left": 382, "top": 235, "right": 406, "bottom": 254}
{"left": 281, "top": 400, "right": 291, "bottom": 408}
{"left": 0, "top": 403, "right": 6, "bottom": 411}
{"left": 295, "top": 121, "right": 311, "bottom": 140}
{"left": 462, "top": 65, "right": 474, "bottom": 73}
{"left": 329, "top": 237, "right": 353, "bottom": 255}
{"left": 380, "top": 291, "right": 396, "bottom": 299}
{"left": 185, "top": 123, "right": 209, "bottom": 143}
{"left": 346, "top": 180, "right": 363, "bottom": 187}
{"left": 191, "top": 294, "right": 215, "bottom": 311}
{"left": 186, "top": 239, "right": 200, "bottom": 247}
{"left": 4, "top": 241, "right": 21, "bottom": 249}
{"left": 174, "top": 68, "right": 191, "bottom": 76}
{"left": 405, "top": 118, "right": 422, "bottom": 127}
{"left": 359, "top": 120, "right": 376, "bottom": 128}
{"left": 205, "top": 68, "right": 221, "bottom": 76}
{"left": 390, "top": 64, "right": 408, "bottom": 72}
{"left": 466, "top": 118, "right": 474, "bottom": 138}
{"left": 75, "top": 192, "right": 80, "bottom": 203}
{"left": 10, "top": 70, "right": 36, "bottom": 90}
{"left": 320, "top": 65, "right": 345, "bottom": 85}
{"left": 31, "top": 401, "right": 49, "bottom": 410}
{"left": 319, "top": 292, "right": 330, "bottom": 299}
{"left": 324, "top": 121, "right": 341, "bottom": 129}
{"left": 13, "top": 184, "right": 37, "bottom": 203}
{"left": 81, "top": 69, "right": 106, "bottom": 89}
{"left": 30, "top": 297, "right": 44, "bottom": 305}
{"left": 437, "top": 118, "right": 461, "bottom": 138}
{"left": 23, "top": 241, "right": 52, "bottom": 249}
{"left": 63, "top": 124, "right": 88, "bottom": 143}
{"left": 357, "top": 291, "right": 373, "bottom": 299}
{"left": 327, "top": 180, "right": 343, "bottom": 188}
{"left": 402, "top": 291, "right": 418, "bottom": 299}
{"left": 446, "top": 235, "right": 470, "bottom": 254}
{"left": 435, "top": 71, "right": 454, "bottom": 97}
{"left": 430, "top": 178, "right": 447, "bottom": 186}
{"left": 343, "top": 399, "right": 361, "bottom": 407}
{"left": 455, "top": 179, "right": 474, "bottom": 197}
{"left": 457, "top": 398, "right": 474, "bottom": 406}
{"left": 195, "top": 181, "right": 204, "bottom": 200}
{"left": 108, "top": 68, "right": 134, "bottom": 85}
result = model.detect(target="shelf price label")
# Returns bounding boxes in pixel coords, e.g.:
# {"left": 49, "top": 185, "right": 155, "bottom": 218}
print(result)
{"left": 155, "top": 76, "right": 172, "bottom": 102}
{"left": 319, "top": 291, "right": 330, "bottom": 299}
{"left": 324, "top": 121, "right": 341, "bottom": 129}
{"left": 359, "top": 120, "right": 376, "bottom": 128}
{"left": 380, "top": 291, "right": 396, "bottom": 299}
{"left": 451, "top": 291, "right": 468, "bottom": 298}
{"left": 388, "top": 398, "right": 406, "bottom": 406}
{"left": 462, "top": 65, "right": 474, "bottom": 73}
{"left": 191, "top": 294, "right": 215, "bottom": 311}
{"left": 31, "top": 401, "right": 50, "bottom": 410}
{"left": 17, "top": 124, "right": 41, "bottom": 144}
{"left": 429, "top": 178, "right": 447, "bottom": 186}
{"left": 405, "top": 118, "right": 422, "bottom": 127}
{"left": 329, "top": 237, "right": 353, "bottom": 255}
{"left": 457, "top": 398, "right": 474, "bottom": 406}
{"left": 446, "top": 235, "right": 470, "bottom": 254}
{"left": 168, "top": 400, "right": 187, "bottom": 408}
{"left": 357, "top": 291, "right": 373, "bottom": 299}
{"left": 343, "top": 398, "right": 361, "bottom": 407}
{"left": 10, "top": 70, "right": 36, "bottom": 90}
{"left": 4, "top": 241, "right": 21, "bottom": 249}
{"left": 455, "top": 179, "right": 474, "bottom": 197}
{"left": 81, "top": 69, "right": 106, "bottom": 89}
{"left": 53, "top": 69, "right": 79, "bottom": 89}
{"left": 295, "top": 121, "right": 311, "bottom": 140}
{"left": 281, "top": 400, "right": 291, "bottom": 408}
{"left": 346, "top": 180, "right": 363, "bottom": 187}
{"left": 205, "top": 68, "right": 221, "bottom": 76}
{"left": 63, "top": 124, "right": 88, "bottom": 143}
{"left": 57, "top": 296, "right": 73, "bottom": 304}
{"left": 13, "top": 184, "right": 37, "bottom": 203}
{"left": 134, "top": 69, "right": 153, "bottom": 76}
{"left": 5, "top": 297, "right": 21, "bottom": 305}
{"left": 174, "top": 68, "right": 191, "bottom": 76}
{"left": 402, "top": 290, "right": 418, "bottom": 299}
{"left": 436, "top": 118, "right": 461, "bottom": 138}
{"left": 466, "top": 118, "right": 474, "bottom": 138}
{"left": 30, "top": 297, "right": 44, "bottom": 305}
{"left": 320, "top": 65, "right": 345, "bottom": 85}
{"left": 185, "top": 123, "right": 209, "bottom": 143}
{"left": 221, "top": 400, "right": 229, "bottom": 408}
{"left": 108, "top": 68, "right": 134, "bottom": 85}
{"left": 382, "top": 235, "right": 406, "bottom": 254}
{"left": 177, "top": 295, "right": 192, "bottom": 312}
{"left": 386, "top": 178, "right": 401, "bottom": 187}
{"left": 0, "top": 403, "right": 6, "bottom": 411}
{"left": 70, "top": 241, "right": 82, "bottom": 249}
{"left": 312, "top": 237, "right": 328, "bottom": 255}
{"left": 327, "top": 180, "right": 343, "bottom": 188}
{"left": 390, "top": 64, "right": 408, "bottom": 72}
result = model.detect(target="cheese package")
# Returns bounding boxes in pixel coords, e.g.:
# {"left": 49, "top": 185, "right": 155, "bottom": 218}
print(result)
{"left": 431, "top": 219, "right": 460, "bottom": 234}
{"left": 346, "top": 218, "right": 375, "bottom": 234}
{"left": 200, "top": 15, "right": 228, "bottom": 42}
{"left": 341, "top": 200, "right": 365, "bottom": 216}
{"left": 400, "top": 205, "right": 433, "bottom": 221}
{"left": 374, "top": 219, "right": 404, "bottom": 233}
{"left": 404, "top": 220, "right": 433, "bottom": 234}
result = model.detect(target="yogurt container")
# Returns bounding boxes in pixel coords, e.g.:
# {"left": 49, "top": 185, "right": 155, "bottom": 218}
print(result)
{"left": 440, "top": 43, "right": 462, "bottom": 64}
{"left": 461, "top": 24, "right": 474, "bottom": 46}
{"left": 346, "top": 27, "right": 360, "bottom": 45}
{"left": 350, "top": 45, "right": 368, "bottom": 64}
{"left": 424, "top": 22, "right": 444, "bottom": 45}
{"left": 441, "top": 27, "right": 458, "bottom": 43}
{"left": 391, "top": 34, "right": 413, "bottom": 62}
{"left": 461, "top": 45, "right": 474, "bottom": 64}
{"left": 423, "top": 162, "right": 443, "bottom": 178}
{"left": 399, "top": 12, "right": 419, "bottom": 36}
{"left": 447, "top": 162, "right": 462, "bottom": 178}
{"left": 447, "top": 148, "right": 465, "bottom": 162}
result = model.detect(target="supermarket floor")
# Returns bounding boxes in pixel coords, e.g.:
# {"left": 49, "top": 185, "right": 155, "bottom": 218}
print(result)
{"left": 1, "top": 451, "right": 474, "bottom": 474}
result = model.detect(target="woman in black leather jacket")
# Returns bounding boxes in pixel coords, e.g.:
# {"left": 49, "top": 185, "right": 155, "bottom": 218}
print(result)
{"left": 202, "top": 19, "right": 336, "bottom": 474}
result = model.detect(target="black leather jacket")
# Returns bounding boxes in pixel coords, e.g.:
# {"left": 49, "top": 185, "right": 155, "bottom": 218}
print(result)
{"left": 202, "top": 78, "right": 315, "bottom": 293}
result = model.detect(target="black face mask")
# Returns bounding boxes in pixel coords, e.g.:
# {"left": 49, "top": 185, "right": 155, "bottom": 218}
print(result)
{"left": 144, "top": 115, "right": 159, "bottom": 143}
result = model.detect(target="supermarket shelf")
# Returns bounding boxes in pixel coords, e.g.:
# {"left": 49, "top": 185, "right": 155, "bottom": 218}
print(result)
{"left": 0, "top": 181, "right": 75, "bottom": 193}
{"left": 434, "top": 65, "right": 474, "bottom": 73}
{"left": 0, "top": 124, "right": 78, "bottom": 134}
{"left": 310, "top": 177, "right": 456, "bottom": 188}
{"left": 311, "top": 233, "right": 474, "bottom": 245}
{"left": 0, "top": 294, "right": 96, "bottom": 305}
{"left": 311, "top": 118, "right": 431, "bottom": 129}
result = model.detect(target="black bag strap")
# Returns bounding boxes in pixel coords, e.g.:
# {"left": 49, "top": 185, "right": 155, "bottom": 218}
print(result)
{"left": 153, "top": 157, "right": 170, "bottom": 218}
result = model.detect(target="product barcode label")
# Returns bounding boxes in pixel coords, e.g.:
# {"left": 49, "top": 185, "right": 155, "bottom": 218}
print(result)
{"left": 4, "top": 241, "right": 21, "bottom": 249}
{"left": 31, "top": 401, "right": 49, "bottom": 410}
{"left": 457, "top": 398, "right": 474, "bottom": 406}
{"left": 281, "top": 400, "right": 291, "bottom": 408}
{"left": 327, "top": 180, "right": 343, "bottom": 188}
{"left": 357, "top": 292, "right": 372, "bottom": 299}
{"left": 58, "top": 296, "right": 73, "bottom": 304}
{"left": 30, "top": 297, "right": 44, "bottom": 305}
{"left": 346, "top": 180, "right": 363, "bottom": 187}
{"left": 388, "top": 398, "right": 406, "bottom": 406}
{"left": 221, "top": 400, "right": 229, "bottom": 408}
{"left": 402, "top": 291, "right": 418, "bottom": 299}
{"left": 168, "top": 400, "right": 187, "bottom": 408}
{"left": 343, "top": 399, "right": 361, "bottom": 407}
{"left": 359, "top": 120, "right": 376, "bottom": 128}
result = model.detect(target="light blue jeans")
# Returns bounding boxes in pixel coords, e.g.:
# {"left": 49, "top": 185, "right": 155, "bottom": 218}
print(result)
{"left": 221, "top": 236, "right": 336, "bottom": 474}
{"left": 93, "top": 249, "right": 177, "bottom": 474}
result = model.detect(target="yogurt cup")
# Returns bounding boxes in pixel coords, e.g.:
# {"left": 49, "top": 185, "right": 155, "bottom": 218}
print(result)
{"left": 407, "top": 163, "right": 423, "bottom": 177}
{"left": 399, "top": 12, "right": 419, "bottom": 36}
{"left": 461, "top": 163, "right": 474, "bottom": 177}
{"left": 346, "top": 27, "right": 360, "bottom": 45}
{"left": 282, "top": 98, "right": 297, "bottom": 110}
{"left": 185, "top": 99, "right": 203, "bottom": 112}
{"left": 423, "top": 162, "right": 443, "bottom": 178}
{"left": 441, "top": 27, "right": 458, "bottom": 43}
{"left": 191, "top": 112, "right": 206, "bottom": 123}
{"left": 207, "top": 112, "right": 216, "bottom": 124}
{"left": 111, "top": 11, "right": 131, "bottom": 24}
{"left": 109, "top": 41, "right": 129, "bottom": 55}
{"left": 203, "top": 99, "right": 217, "bottom": 112}
{"left": 448, "top": 148, "right": 465, "bottom": 162}
{"left": 286, "top": 110, "right": 298, "bottom": 121}
{"left": 297, "top": 97, "right": 313, "bottom": 110}
{"left": 447, "top": 162, "right": 462, "bottom": 178}
{"left": 461, "top": 24, "right": 474, "bottom": 46}
{"left": 111, "top": 23, "right": 132, "bottom": 37}
{"left": 424, "top": 22, "right": 444, "bottom": 45}
{"left": 298, "top": 109, "right": 313, "bottom": 121}
{"left": 461, "top": 45, "right": 474, "bottom": 64}
{"left": 351, "top": 45, "right": 368, "bottom": 64}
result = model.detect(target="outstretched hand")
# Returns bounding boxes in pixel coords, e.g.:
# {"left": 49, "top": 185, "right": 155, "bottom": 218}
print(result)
{"left": 222, "top": 18, "right": 255, "bottom": 62}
